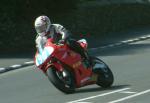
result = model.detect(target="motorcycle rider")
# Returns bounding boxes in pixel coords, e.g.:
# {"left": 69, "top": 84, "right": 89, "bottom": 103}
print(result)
{"left": 34, "top": 15, "right": 91, "bottom": 67}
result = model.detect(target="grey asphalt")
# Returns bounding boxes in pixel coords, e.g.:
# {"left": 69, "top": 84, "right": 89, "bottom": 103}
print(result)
{"left": 0, "top": 38, "right": 150, "bottom": 103}
{"left": 0, "top": 53, "right": 34, "bottom": 69}
{"left": 1, "top": 27, "right": 150, "bottom": 69}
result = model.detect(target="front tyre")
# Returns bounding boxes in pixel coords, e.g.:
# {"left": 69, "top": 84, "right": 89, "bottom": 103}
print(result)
{"left": 46, "top": 66, "right": 75, "bottom": 94}
{"left": 91, "top": 57, "right": 114, "bottom": 88}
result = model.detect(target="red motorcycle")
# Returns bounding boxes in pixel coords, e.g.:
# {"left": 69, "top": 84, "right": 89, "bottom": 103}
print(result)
{"left": 34, "top": 38, "right": 114, "bottom": 94}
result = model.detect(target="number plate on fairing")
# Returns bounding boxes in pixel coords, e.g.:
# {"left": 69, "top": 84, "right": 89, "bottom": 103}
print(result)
{"left": 35, "top": 47, "right": 54, "bottom": 66}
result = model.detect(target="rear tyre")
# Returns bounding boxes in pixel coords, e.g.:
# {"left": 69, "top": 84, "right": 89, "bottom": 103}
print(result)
{"left": 46, "top": 66, "right": 75, "bottom": 94}
{"left": 91, "top": 57, "right": 114, "bottom": 88}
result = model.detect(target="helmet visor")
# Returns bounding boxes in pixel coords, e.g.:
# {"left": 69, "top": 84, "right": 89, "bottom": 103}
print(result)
{"left": 35, "top": 25, "right": 47, "bottom": 34}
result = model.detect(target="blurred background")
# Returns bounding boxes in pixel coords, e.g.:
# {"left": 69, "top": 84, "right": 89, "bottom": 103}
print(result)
{"left": 1, "top": 0, "right": 150, "bottom": 54}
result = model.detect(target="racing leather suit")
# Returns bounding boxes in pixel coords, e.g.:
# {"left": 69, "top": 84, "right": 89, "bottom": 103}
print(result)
{"left": 35, "top": 24, "right": 90, "bottom": 65}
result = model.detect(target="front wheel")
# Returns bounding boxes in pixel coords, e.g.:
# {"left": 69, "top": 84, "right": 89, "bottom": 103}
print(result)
{"left": 46, "top": 66, "right": 75, "bottom": 94}
{"left": 91, "top": 57, "right": 114, "bottom": 88}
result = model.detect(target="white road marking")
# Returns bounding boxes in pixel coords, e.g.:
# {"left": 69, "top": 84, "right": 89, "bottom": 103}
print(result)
{"left": 107, "top": 44, "right": 116, "bottom": 47}
{"left": 76, "top": 102, "right": 92, "bottom": 103}
{"left": 1, "top": 35, "right": 150, "bottom": 71}
{"left": 24, "top": 61, "right": 34, "bottom": 64}
{"left": 114, "top": 43, "right": 123, "bottom": 46}
{"left": 121, "top": 40, "right": 129, "bottom": 43}
{"left": 146, "top": 35, "right": 150, "bottom": 38}
{"left": 0, "top": 68, "right": 5, "bottom": 71}
{"left": 126, "top": 40, "right": 134, "bottom": 42}
{"left": 120, "top": 91, "right": 137, "bottom": 94}
{"left": 89, "top": 35, "right": 150, "bottom": 51}
{"left": 108, "top": 89, "right": 150, "bottom": 103}
{"left": 67, "top": 88, "right": 130, "bottom": 103}
{"left": 10, "top": 64, "right": 21, "bottom": 68}
{"left": 99, "top": 46, "right": 108, "bottom": 49}
{"left": 0, "top": 68, "right": 5, "bottom": 73}
{"left": 132, "top": 38, "right": 140, "bottom": 41}
{"left": 140, "top": 37, "right": 147, "bottom": 39}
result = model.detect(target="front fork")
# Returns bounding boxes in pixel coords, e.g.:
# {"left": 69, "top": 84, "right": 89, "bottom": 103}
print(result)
{"left": 46, "top": 61, "right": 64, "bottom": 73}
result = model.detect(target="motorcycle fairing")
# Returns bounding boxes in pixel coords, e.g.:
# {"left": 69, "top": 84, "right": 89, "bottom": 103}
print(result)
{"left": 35, "top": 46, "right": 54, "bottom": 66}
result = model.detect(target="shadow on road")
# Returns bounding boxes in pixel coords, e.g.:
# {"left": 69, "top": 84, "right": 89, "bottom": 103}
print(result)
{"left": 0, "top": 52, "right": 34, "bottom": 68}
{"left": 76, "top": 84, "right": 130, "bottom": 94}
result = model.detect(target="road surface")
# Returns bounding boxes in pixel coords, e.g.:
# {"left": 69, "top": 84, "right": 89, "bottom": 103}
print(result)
{"left": 0, "top": 38, "right": 150, "bottom": 103}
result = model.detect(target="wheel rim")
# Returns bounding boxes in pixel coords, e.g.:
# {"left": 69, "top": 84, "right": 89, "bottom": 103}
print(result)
{"left": 55, "top": 69, "right": 72, "bottom": 87}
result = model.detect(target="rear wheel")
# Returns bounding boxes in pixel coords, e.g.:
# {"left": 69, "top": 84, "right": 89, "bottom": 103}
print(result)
{"left": 91, "top": 57, "right": 114, "bottom": 88}
{"left": 46, "top": 66, "right": 75, "bottom": 94}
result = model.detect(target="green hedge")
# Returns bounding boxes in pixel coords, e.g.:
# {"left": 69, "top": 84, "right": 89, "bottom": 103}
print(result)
{"left": 1, "top": 1, "right": 150, "bottom": 53}
{"left": 0, "top": 0, "right": 79, "bottom": 53}
{"left": 68, "top": 3, "right": 150, "bottom": 37}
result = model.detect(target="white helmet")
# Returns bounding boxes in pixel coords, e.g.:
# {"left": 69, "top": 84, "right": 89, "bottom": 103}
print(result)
{"left": 34, "top": 15, "right": 51, "bottom": 36}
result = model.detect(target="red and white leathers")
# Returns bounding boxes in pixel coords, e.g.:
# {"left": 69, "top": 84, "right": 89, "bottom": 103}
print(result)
{"left": 35, "top": 24, "right": 69, "bottom": 53}
{"left": 34, "top": 16, "right": 90, "bottom": 67}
